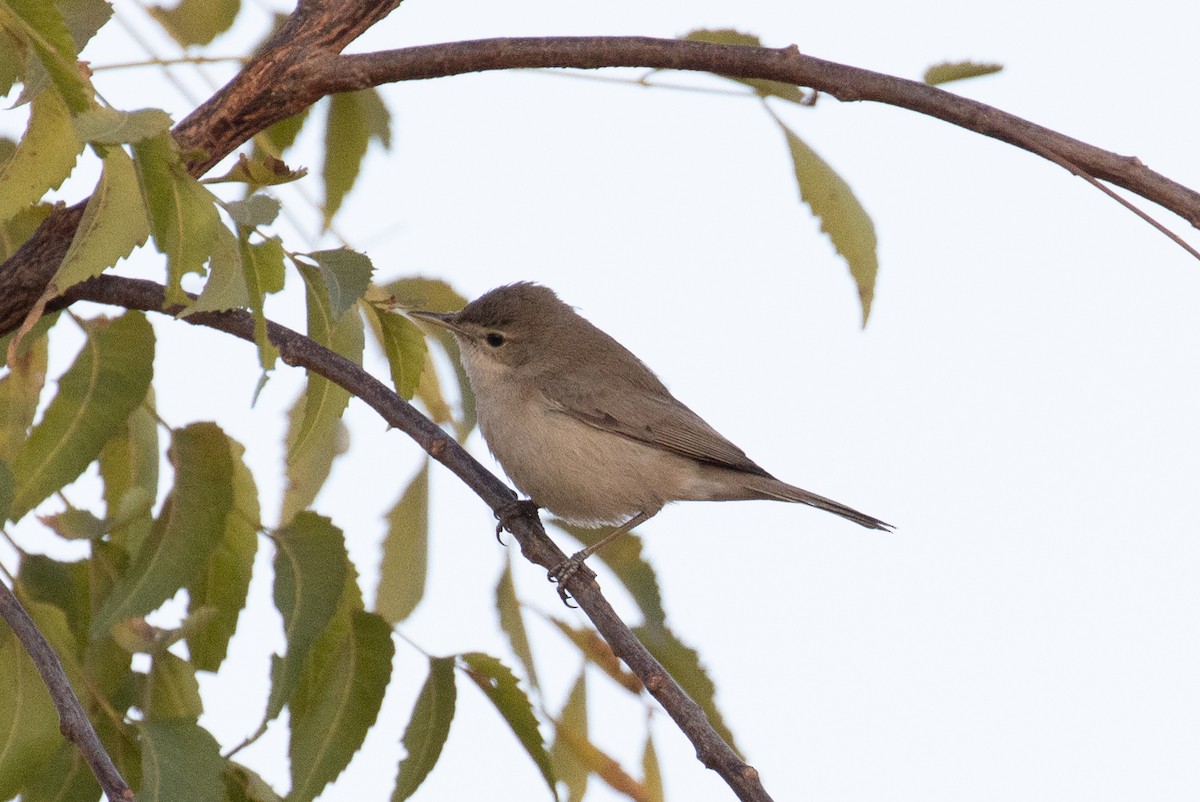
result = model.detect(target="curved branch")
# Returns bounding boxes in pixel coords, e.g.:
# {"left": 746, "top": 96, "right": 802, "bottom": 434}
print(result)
{"left": 63, "top": 275, "right": 773, "bottom": 802}
{"left": 0, "top": 580, "right": 133, "bottom": 801}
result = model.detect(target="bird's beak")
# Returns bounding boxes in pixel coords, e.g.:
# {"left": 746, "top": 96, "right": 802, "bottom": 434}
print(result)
{"left": 409, "top": 310, "right": 461, "bottom": 332}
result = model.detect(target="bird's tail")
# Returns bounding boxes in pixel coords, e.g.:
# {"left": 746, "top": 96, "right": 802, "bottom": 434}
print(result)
{"left": 747, "top": 476, "right": 893, "bottom": 531}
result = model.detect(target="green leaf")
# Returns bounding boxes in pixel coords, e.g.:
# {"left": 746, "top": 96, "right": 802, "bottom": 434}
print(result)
{"left": 224, "top": 194, "right": 280, "bottom": 229}
{"left": 549, "top": 671, "right": 588, "bottom": 802}
{"left": 10, "top": 312, "right": 154, "bottom": 521}
{"left": 4, "top": 0, "right": 92, "bottom": 111}
{"left": 461, "top": 652, "right": 556, "bottom": 799}
{"left": 146, "top": 650, "right": 203, "bottom": 720}
{"left": 147, "top": 0, "right": 239, "bottom": 47}
{"left": 0, "top": 88, "right": 82, "bottom": 223}
{"left": 495, "top": 553, "right": 539, "bottom": 691}
{"left": 265, "top": 512, "right": 348, "bottom": 722}
{"left": 255, "top": 107, "right": 309, "bottom": 157}
{"left": 374, "top": 462, "right": 428, "bottom": 623}
{"left": 39, "top": 506, "right": 106, "bottom": 539}
{"left": 203, "top": 153, "right": 307, "bottom": 186}
{"left": 136, "top": 719, "right": 223, "bottom": 802}
{"left": 19, "top": 740, "right": 100, "bottom": 802}
{"left": 392, "top": 656, "right": 456, "bottom": 802}
{"left": 322, "top": 88, "right": 390, "bottom": 226}
{"left": 0, "top": 201, "right": 55, "bottom": 261}
{"left": 186, "top": 438, "right": 259, "bottom": 671}
{"left": 18, "top": 555, "right": 91, "bottom": 654}
{"left": 278, "top": 393, "right": 348, "bottom": 525}
{"left": 240, "top": 234, "right": 285, "bottom": 371}
{"left": 0, "top": 462, "right": 11, "bottom": 523}
{"left": 90, "top": 422, "right": 235, "bottom": 638}
{"left": 549, "top": 618, "right": 642, "bottom": 694}
{"left": 183, "top": 224, "right": 248, "bottom": 315}
{"left": 552, "top": 520, "right": 666, "bottom": 630}
{"left": 368, "top": 307, "right": 427, "bottom": 400}
{"left": 681, "top": 29, "right": 810, "bottom": 104}
{"left": 223, "top": 763, "right": 284, "bottom": 802}
{"left": 59, "top": 0, "right": 113, "bottom": 52}
{"left": 74, "top": 106, "right": 173, "bottom": 144}
{"left": 642, "top": 735, "right": 663, "bottom": 802}
{"left": 777, "top": 119, "right": 879, "bottom": 324}
{"left": 924, "top": 60, "right": 1003, "bottom": 86}
{"left": 0, "top": 331, "right": 47, "bottom": 463}
{"left": 133, "top": 131, "right": 223, "bottom": 306}
{"left": 306, "top": 248, "right": 374, "bottom": 320}
{"left": 98, "top": 403, "right": 159, "bottom": 557}
{"left": 288, "top": 610, "right": 394, "bottom": 802}
{"left": 52, "top": 145, "right": 151, "bottom": 293}
{"left": 0, "top": 621, "right": 61, "bottom": 799}
{"left": 632, "top": 623, "right": 740, "bottom": 756}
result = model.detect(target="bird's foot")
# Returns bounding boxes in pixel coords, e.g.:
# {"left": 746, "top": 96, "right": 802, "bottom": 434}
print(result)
{"left": 548, "top": 550, "right": 591, "bottom": 607}
{"left": 494, "top": 499, "right": 540, "bottom": 544}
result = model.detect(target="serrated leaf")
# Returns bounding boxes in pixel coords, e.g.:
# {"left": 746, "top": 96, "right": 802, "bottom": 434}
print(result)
{"left": 59, "top": 0, "right": 113, "bottom": 52}
{"left": 307, "top": 248, "right": 374, "bottom": 320}
{"left": 392, "top": 656, "right": 456, "bottom": 802}
{"left": 182, "top": 224, "right": 247, "bottom": 315}
{"left": 52, "top": 145, "right": 150, "bottom": 293}
{"left": 186, "top": 439, "right": 259, "bottom": 671}
{"left": 632, "top": 623, "right": 740, "bottom": 756}
{"left": 368, "top": 307, "right": 427, "bottom": 400}
{"left": 137, "top": 719, "right": 223, "bottom": 802}
{"left": 288, "top": 610, "right": 394, "bottom": 802}
{"left": 98, "top": 403, "right": 159, "bottom": 557}
{"left": 461, "top": 652, "right": 556, "bottom": 799}
{"left": 265, "top": 512, "right": 348, "bottom": 722}
{"left": 642, "top": 735, "right": 663, "bottom": 802}
{"left": 278, "top": 393, "right": 348, "bottom": 525}
{"left": 924, "top": 60, "right": 1003, "bottom": 86}
{"left": 240, "top": 234, "right": 284, "bottom": 371}
{"left": 0, "top": 621, "right": 61, "bottom": 799}
{"left": 549, "top": 619, "right": 642, "bottom": 694}
{"left": 147, "top": 0, "right": 239, "bottom": 48}
{"left": 0, "top": 88, "right": 82, "bottom": 223}
{"left": 204, "top": 153, "right": 307, "bottom": 186}
{"left": 74, "top": 106, "right": 172, "bottom": 144}
{"left": 0, "top": 331, "right": 47, "bottom": 463}
{"left": 146, "top": 650, "right": 203, "bottom": 720}
{"left": 0, "top": 201, "right": 55, "bottom": 260}
{"left": 10, "top": 312, "right": 154, "bottom": 521}
{"left": 374, "top": 463, "right": 428, "bottom": 623}
{"left": 496, "top": 553, "right": 539, "bottom": 691}
{"left": 90, "top": 422, "right": 235, "bottom": 637}
{"left": 4, "top": 0, "right": 92, "bottom": 111}
{"left": 322, "top": 88, "right": 390, "bottom": 226}
{"left": 133, "top": 131, "right": 223, "bottom": 306}
{"left": 681, "top": 29, "right": 809, "bottom": 104}
{"left": 224, "top": 193, "right": 280, "bottom": 229}
{"left": 777, "top": 119, "right": 879, "bottom": 324}
{"left": 552, "top": 520, "right": 666, "bottom": 630}
{"left": 549, "top": 671, "right": 588, "bottom": 802}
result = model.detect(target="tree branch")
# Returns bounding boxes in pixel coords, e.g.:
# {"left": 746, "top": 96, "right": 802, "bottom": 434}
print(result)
{"left": 62, "top": 275, "right": 773, "bottom": 802}
{"left": 0, "top": 580, "right": 133, "bottom": 801}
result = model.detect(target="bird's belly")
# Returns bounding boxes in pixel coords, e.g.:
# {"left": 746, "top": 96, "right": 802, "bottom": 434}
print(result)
{"left": 479, "top": 406, "right": 696, "bottom": 525}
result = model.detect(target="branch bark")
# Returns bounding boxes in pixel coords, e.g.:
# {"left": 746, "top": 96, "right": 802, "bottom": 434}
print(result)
{"left": 64, "top": 275, "right": 773, "bottom": 802}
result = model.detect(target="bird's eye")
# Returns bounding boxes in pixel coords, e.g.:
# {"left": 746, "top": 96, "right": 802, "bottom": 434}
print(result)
{"left": 485, "top": 332, "right": 505, "bottom": 347}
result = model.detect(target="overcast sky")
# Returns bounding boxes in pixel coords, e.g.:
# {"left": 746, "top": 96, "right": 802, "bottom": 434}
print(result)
{"left": 7, "top": 1, "right": 1200, "bottom": 800}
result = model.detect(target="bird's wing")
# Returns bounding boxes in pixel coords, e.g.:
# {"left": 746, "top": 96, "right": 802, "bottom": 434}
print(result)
{"left": 539, "top": 371, "right": 771, "bottom": 477}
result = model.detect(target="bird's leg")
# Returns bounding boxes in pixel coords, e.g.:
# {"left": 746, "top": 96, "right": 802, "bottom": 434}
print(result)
{"left": 494, "top": 498, "right": 540, "bottom": 544}
{"left": 549, "top": 510, "right": 654, "bottom": 603}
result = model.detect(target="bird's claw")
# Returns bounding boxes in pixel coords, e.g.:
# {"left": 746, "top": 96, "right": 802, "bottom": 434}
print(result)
{"left": 548, "top": 550, "right": 588, "bottom": 608}
{"left": 494, "top": 499, "right": 540, "bottom": 544}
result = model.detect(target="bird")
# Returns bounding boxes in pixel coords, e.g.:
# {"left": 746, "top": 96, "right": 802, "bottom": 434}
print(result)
{"left": 410, "top": 282, "right": 890, "bottom": 597}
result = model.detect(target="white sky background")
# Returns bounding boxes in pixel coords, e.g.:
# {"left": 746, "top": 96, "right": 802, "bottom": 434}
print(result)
{"left": 5, "top": 0, "right": 1200, "bottom": 800}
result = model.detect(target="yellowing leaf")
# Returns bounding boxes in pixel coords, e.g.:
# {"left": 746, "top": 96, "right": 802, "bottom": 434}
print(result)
{"left": 147, "top": 0, "right": 239, "bottom": 47}
{"left": 549, "top": 619, "right": 642, "bottom": 694}
{"left": 924, "top": 60, "right": 1003, "bottom": 86}
{"left": 392, "top": 656, "right": 456, "bottom": 802}
{"left": 374, "top": 463, "right": 428, "bottom": 623}
{"left": 73, "top": 106, "right": 172, "bottom": 144}
{"left": 10, "top": 313, "right": 154, "bottom": 521}
{"left": 89, "top": 422, "right": 235, "bottom": 638}
{"left": 778, "top": 119, "right": 880, "bottom": 324}
{"left": 553, "top": 520, "right": 665, "bottom": 630}
{"left": 53, "top": 145, "right": 150, "bottom": 293}
{"left": 681, "top": 29, "right": 810, "bottom": 104}
{"left": 0, "top": 89, "right": 82, "bottom": 223}
{"left": 203, "top": 153, "right": 307, "bottom": 186}
{"left": 461, "top": 652, "right": 555, "bottom": 799}
{"left": 0, "top": 332, "right": 47, "bottom": 464}
{"left": 4, "top": 0, "right": 92, "bottom": 111}
{"left": 495, "top": 553, "right": 539, "bottom": 691}
{"left": 549, "top": 671, "right": 588, "bottom": 802}
{"left": 642, "top": 736, "right": 663, "bottom": 802}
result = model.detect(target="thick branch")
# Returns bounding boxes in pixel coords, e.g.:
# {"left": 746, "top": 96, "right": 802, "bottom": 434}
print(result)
{"left": 0, "top": 580, "right": 133, "bottom": 801}
{"left": 64, "top": 275, "right": 773, "bottom": 802}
